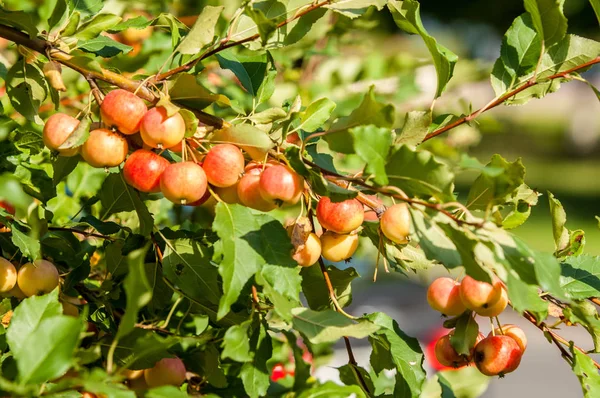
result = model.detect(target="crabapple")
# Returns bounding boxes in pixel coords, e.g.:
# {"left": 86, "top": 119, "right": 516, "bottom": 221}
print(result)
{"left": 123, "top": 149, "right": 170, "bottom": 193}
{"left": 292, "top": 232, "right": 321, "bottom": 267}
{"left": 320, "top": 231, "right": 359, "bottom": 262}
{"left": 475, "top": 286, "right": 508, "bottom": 317}
{"left": 490, "top": 324, "right": 527, "bottom": 352}
{"left": 237, "top": 168, "right": 277, "bottom": 212}
{"left": 259, "top": 165, "right": 304, "bottom": 206}
{"left": 17, "top": 259, "right": 59, "bottom": 297}
{"left": 143, "top": 357, "right": 186, "bottom": 387}
{"left": 213, "top": 184, "right": 240, "bottom": 204}
{"left": 474, "top": 335, "right": 523, "bottom": 376}
{"left": 0, "top": 257, "right": 16, "bottom": 293}
{"left": 42, "top": 113, "right": 80, "bottom": 157}
{"left": 81, "top": 128, "right": 128, "bottom": 168}
{"left": 434, "top": 333, "right": 469, "bottom": 368}
{"left": 202, "top": 144, "right": 245, "bottom": 188}
{"left": 160, "top": 162, "right": 207, "bottom": 205}
{"left": 140, "top": 107, "right": 186, "bottom": 149}
{"left": 459, "top": 275, "right": 504, "bottom": 314}
{"left": 380, "top": 203, "right": 410, "bottom": 244}
{"left": 316, "top": 197, "right": 364, "bottom": 234}
{"left": 427, "top": 277, "right": 466, "bottom": 316}
{"left": 363, "top": 195, "right": 384, "bottom": 222}
{"left": 100, "top": 89, "right": 147, "bottom": 135}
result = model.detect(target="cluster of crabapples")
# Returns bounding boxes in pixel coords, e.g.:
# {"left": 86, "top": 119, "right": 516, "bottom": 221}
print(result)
{"left": 42, "top": 89, "right": 414, "bottom": 266}
{"left": 427, "top": 276, "right": 527, "bottom": 377}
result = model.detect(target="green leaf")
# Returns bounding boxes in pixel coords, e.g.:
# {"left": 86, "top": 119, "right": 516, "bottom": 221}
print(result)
{"left": 561, "top": 255, "right": 600, "bottom": 299}
{"left": 395, "top": 110, "right": 432, "bottom": 146}
{"left": 590, "top": 0, "right": 600, "bottom": 24}
{"left": 168, "top": 74, "right": 231, "bottom": 110}
{"left": 524, "top": 0, "right": 567, "bottom": 47}
{"left": 58, "top": 118, "right": 90, "bottom": 150}
{"left": 72, "top": 0, "right": 104, "bottom": 14}
{"left": 240, "top": 319, "right": 272, "bottom": 398}
{"left": 296, "top": 98, "right": 336, "bottom": 133}
{"left": 564, "top": 300, "right": 600, "bottom": 352}
{"left": 6, "top": 60, "right": 47, "bottom": 124}
{"left": 216, "top": 50, "right": 268, "bottom": 97}
{"left": 66, "top": 55, "right": 103, "bottom": 74}
{"left": 212, "top": 123, "right": 275, "bottom": 161}
{"left": 108, "top": 16, "right": 151, "bottom": 33}
{"left": 0, "top": 9, "right": 38, "bottom": 38}
{"left": 549, "top": 192, "right": 585, "bottom": 257}
{"left": 450, "top": 312, "right": 478, "bottom": 356}
{"left": 571, "top": 344, "right": 600, "bottom": 397}
{"left": 326, "top": 86, "right": 395, "bottom": 154}
{"left": 145, "top": 386, "right": 189, "bottom": 398}
{"left": 388, "top": 0, "right": 458, "bottom": 98}
{"left": 46, "top": 0, "right": 70, "bottom": 32}
{"left": 385, "top": 145, "right": 455, "bottom": 202}
{"left": 73, "top": 14, "right": 122, "bottom": 40}
{"left": 297, "top": 381, "right": 365, "bottom": 398}
{"left": 11, "top": 226, "right": 41, "bottom": 261}
{"left": 421, "top": 367, "right": 490, "bottom": 398}
{"left": 115, "top": 245, "right": 152, "bottom": 340}
{"left": 52, "top": 156, "right": 79, "bottom": 185}
{"left": 291, "top": 308, "right": 379, "bottom": 344}
{"left": 301, "top": 265, "right": 358, "bottom": 311}
{"left": 110, "top": 328, "right": 176, "bottom": 370}
{"left": 491, "top": 14, "right": 542, "bottom": 95}
{"left": 61, "top": 11, "right": 80, "bottom": 36}
{"left": 179, "top": 109, "right": 198, "bottom": 138}
{"left": 77, "top": 35, "right": 133, "bottom": 57}
{"left": 338, "top": 364, "right": 373, "bottom": 396}
{"left": 246, "top": 7, "right": 277, "bottom": 45}
{"left": 98, "top": 173, "right": 153, "bottom": 236}
{"left": 162, "top": 238, "right": 220, "bottom": 306}
{"left": 411, "top": 210, "right": 462, "bottom": 269}
{"left": 350, "top": 125, "right": 393, "bottom": 186}
{"left": 367, "top": 312, "right": 425, "bottom": 397}
{"left": 213, "top": 204, "right": 299, "bottom": 319}
{"left": 437, "top": 224, "right": 490, "bottom": 282}
{"left": 466, "top": 155, "right": 524, "bottom": 211}
{"left": 222, "top": 320, "right": 252, "bottom": 362}
{"left": 177, "top": 6, "right": 223, "bottom": 55}
{"left": 505, "top": 271, "right": 548, "bottom": 322}
{"left": 326, "top": 0, "right": 387, "bottom": 19}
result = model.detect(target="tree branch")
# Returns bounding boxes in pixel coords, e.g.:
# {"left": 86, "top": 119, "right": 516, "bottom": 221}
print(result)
{"left": 48, "top": 226, "right": 115, "bottom": 241}
{"left": 0, "top": 24, "right": 226, "bottom": 128}
{"left": 153, "top": 0, "right": 333, "bottom": 82}
{"left": 423, "top": 56, "right": 600, "bottom": 142}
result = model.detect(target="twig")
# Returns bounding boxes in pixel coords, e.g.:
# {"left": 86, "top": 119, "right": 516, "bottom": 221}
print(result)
{"left": 317, "top": 257, "right": 356, "bottom": 319}
{"left": 85, "top": 77, "right": 104, "bottom": 105}
{"left": 344, "top": 336, "right": 372, "bottom": 395}
{"left": 48, "top": 226, "right": 115, "bottom": 241}
{"left": 423, "top": 56, "right": 600, "bottom": 142}
{"left": 589, "top": 297, "right": 600, "bottom": 307}
{"left": 153, "top": 0, "right": 333, "bottom": 82}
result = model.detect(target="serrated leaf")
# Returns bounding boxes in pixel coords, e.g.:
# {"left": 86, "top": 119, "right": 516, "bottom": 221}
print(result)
{"left": 437, "top": 224, "right": 490, "bottom": 282}
{"left": 58, "top": 118, "right": 90, "bottom": 149}
{"left": 350, "top": 125, "right": 393, "bottom": 186}
{"left": 466, "top": 154, "right": 524, "bottom": 211}
{"left": 212, "top": 123, "right": 274, "bottom": 161}
{"left": 108, "top": 16, "right": 151, "bottom": 33}
{"left": 326, "top": 0, "right": 387, "bottom": 19}
{"left": 6, "top": 60, "right": 47, "bottom": 124}
{"left": 168, "top": 74, "right": 231, "bottom": 110}
{"left": 449, "top": 312, "right": 478, "bottom": 356}
{"left": 560, "top": 255, "right": 600, "bottom": 299}
{"left": 47, "top": 0, "right": 70, "bottom": 32}
{"left": 222, "top": 320, "right": 252, "bottom": 362}
{"left": 367, "top": 312, "right": 425, "bottom": 397}
{"left": 72, "top": 0, "right": 104, "bottom": 14}
{"left": 291, "top": 308, "right": 379, "bottom": 344}
{"left": 491, "top": 14, "right": 542, "bottom": 95}
{"left": 326, "top": 86, "right": 395, "bottom": 154}
{"left": 246, "top": 7, "right": 277, "bottom": 45}
{"left": 524, "top": 0, "right": 567, "bottom": 47}
{"left": 77, "top": 35, "right": 133, "bottom": 57}
{"left": 395, "top": 110, "right": 431, "bottom": 146}
{"left": 410, "top": 210, "right": 462, "bottom": 269}
{"left": 52, "top": 156, "right": 79, "bottom": 185}
{"left": 177, "top": 6, "right": 223, "bottom": 55}
{"left": 564, "top": 300, "right": 600, "bottom": 352}
{"left": 388, "top": 0, "right": 458, "bottom": 98}
{"left": 571, "top": 344, "right": 600, "bottom": 397}
{"left": 296, "top": 98, "right": 336, "bottom": 133}
{"left": 216, "top": 49, "right": 268, "bottom": 97}
{"left": 109, "top": 328, "right": 176, "bottom": 370}
{"left": 301, "top": 265, "right": 358, "bottom": 311}
{"left": 338, "top": 364, "right": 373, "bottom": 396}
{"left": 385, "top": 145, "right": 455, "bottom": 202}
{"left": 213, "top": 204, "right": 299, "bottom": 319}
{"left": 11, "top": 226, "right": 41, "bottom": 261}
{"left": 74, "top": 14, "right": 122, "bottom": 40}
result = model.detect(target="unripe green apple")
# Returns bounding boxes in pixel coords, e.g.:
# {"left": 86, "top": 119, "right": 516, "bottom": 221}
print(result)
{"left": 17, "top": 259, "right": 59, "bottom": 297}
{"left": 380, "top": 203, "right": 410, "bottom": 244}
{"left": 316, "top": 197, "right": 364, "bottom": 234}
{"left": 427, "top": 277, "right": 466, "bottom": 316}
{"left": 320, "top": 231, "right": 359, "bottom": 262}
{"left": 143, "top": 357, "right": 186, "bottom": 387}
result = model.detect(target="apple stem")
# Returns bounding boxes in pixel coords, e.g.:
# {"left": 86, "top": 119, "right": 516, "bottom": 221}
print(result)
{"left": 495, "top": 317, "right": 504, "bottom": 335}
{"left": 490, "top": 318, "right": 496, "bottom": 336}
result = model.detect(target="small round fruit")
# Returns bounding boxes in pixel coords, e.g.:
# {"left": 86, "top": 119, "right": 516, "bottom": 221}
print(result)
{"left": 143, "top": 357, "right": 186, "bottom": 387}
{"left": 81, "top": 128, "right": 128, "bottom": 168}
{"left": 427, "top": 277, "right": 466, "bottom": 316}
{"left": 202, "top": 144, "right": 245, "bottom": 188}
{"left": 380, "top": 203, "right": 411, "bottom": 244}
{"left": 6, "top": 283, "right": 26, "bottom": 299}
{"left": 293, "top": 233, "right": 321, "bottom": 267}
{"left": 490, "top": 324, "right": 527, "bottom": 352}
{"left": 61, "top": 300, "right": 79, "bottom": 317}
{"left": 434, "top": 334, "right": 469, "bottom": 368}
{"left": 17, "top": 260, "right": 59, "bottom": 297}
{"left": 0, "top": 258, "right": 17, "bottom": 293}
{"left": 160, "top": 162, "right": 207, "bottom": 205}
{"left": 320, "top": 231, "right": 359, "bottom": 262}
{"left": 213, "top": 184, "right": 240, "bottom": 204}
{"left": 459, "top": 275, "right": 504, "bottom": 313}
{"left": 259, "top": 164, "right": 304, "bottom": 206}
{"left": 123, "top": 149, "right": 170, "bottom": 193}
{"left": 140, "top": 107, "right": 186, "bottom": 149}
{"left": 316, "top": 197, "right": 364, "bottom": 234}
{"left": 187, "top": 189, "right": 212, "bottom": 207}
{"left": 474, "top": 335, "right": 523, "bottom": 376}
{"left": 475, "top": 287, "right": 508, "bottom": 317}
{"left": 100, "top": 89, "right": 147, "bottom": 135}
{"left": 42, "top": 113, "right": 80, "bottom": 156}
{"left": 0, "top": 201, "right": 15, "bottom": 216}
{"left": 270, "top": 363, "right": 287, "bottom": 382}
{"left": 237, "top": 168, "right": 277, "bottom": 212}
